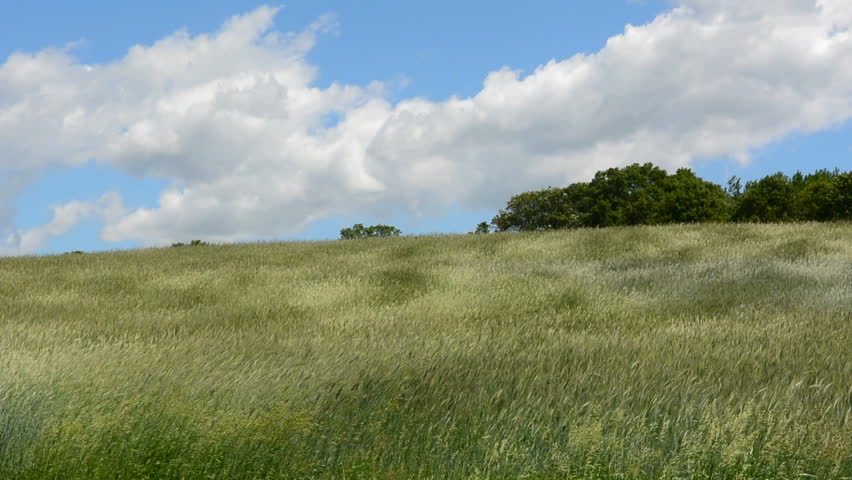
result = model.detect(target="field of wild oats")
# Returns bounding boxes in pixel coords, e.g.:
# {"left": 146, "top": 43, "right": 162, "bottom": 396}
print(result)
{"left": 0, "top": 223, "right": 850, "bottom": 479}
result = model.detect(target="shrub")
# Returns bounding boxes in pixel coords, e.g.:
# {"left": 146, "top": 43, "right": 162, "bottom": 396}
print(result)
{"left": 474, "top": 222, "right": 491, "bottom": 234}
{"left": 171, "top": 240, "right": 210, "bottom": 248}
{"left": 340, "top": 223, "right": 401, "bottom": 240}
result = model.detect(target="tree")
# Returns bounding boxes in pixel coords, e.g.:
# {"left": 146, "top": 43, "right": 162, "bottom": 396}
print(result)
{"left": 340, "top": 223, "right": 401, "bottom": 240}
{"left": 491, "top": 184, "right": 587, "bottom": 232}
{"left": 491, "top": 163, "right": 698, "bottom": 232}
{"left": 790, "top": 169, "right": 838, "bottom": 221}
{"left": 644, "top": 168, "right": 733, "bottom": 224}
{"left": 474, "top": 222, "right": 491, "bottom": 234}
{"left": 726, "top": 175, "right": 743, "bottom": 199}
{"left": 733, "top": 173, "right": 794, "bottom": 222}
{"left": 831, "top": 172, "right": 852, "bottom": 220}
{"left": 583, "top": 163, "right": 669, "bottom": 227}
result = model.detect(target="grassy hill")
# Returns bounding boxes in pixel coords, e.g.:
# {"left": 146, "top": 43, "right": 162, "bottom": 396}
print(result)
{"left": 1, "top": 223, "right": 851, "bottom": 479}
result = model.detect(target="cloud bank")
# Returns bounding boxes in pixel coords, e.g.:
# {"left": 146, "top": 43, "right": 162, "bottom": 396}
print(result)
{"left": 2, "top": 1, "right": 852, "bottom": 254}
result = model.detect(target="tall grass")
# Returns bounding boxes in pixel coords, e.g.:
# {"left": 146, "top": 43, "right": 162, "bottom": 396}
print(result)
{"left": 0, "top": 223, "right": 850, "bottom": 479}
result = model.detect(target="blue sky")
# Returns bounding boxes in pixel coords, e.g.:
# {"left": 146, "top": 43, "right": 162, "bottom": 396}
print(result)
{"left": 2, "top": 1, "right": 851, "bottom": 255}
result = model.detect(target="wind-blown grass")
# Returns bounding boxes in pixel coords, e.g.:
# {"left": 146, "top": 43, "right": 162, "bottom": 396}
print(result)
{"left": 1, "top": 223, "right": 851, "bottom": 479}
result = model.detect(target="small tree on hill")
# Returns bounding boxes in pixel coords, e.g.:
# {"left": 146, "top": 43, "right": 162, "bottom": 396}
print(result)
{"left": 340, "top": 223, "right": 401, "bottom": 240}
{"left": 474, "top": 222, "right": 491, "bottom": 234}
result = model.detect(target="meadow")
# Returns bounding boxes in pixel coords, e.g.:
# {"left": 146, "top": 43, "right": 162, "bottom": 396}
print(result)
{"left": 0, "top": 223, "right": 850, "bottom": 479}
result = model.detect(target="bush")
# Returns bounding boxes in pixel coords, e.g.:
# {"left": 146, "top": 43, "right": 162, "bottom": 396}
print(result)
{"left": 340, "top": 224, "right": 401, "bottom": 240}
{"left": 171, "top": 240, "right": 210, "bottom": 248}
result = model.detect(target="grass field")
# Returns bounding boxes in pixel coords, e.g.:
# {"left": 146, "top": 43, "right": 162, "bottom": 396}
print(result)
{"left": 1, "top": 223, "right": 851, "bottom": 479}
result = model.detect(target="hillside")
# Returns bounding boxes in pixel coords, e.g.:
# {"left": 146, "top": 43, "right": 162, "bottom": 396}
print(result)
{"left": 1, "top": 223, "right": 851, "bottom": 479}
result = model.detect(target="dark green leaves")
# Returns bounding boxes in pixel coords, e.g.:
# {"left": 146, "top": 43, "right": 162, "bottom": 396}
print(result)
{"left": 488, "top": 163, "right": 852, "bottom": 232}
{"left": 340, "top": 223, "right": 401, "bottom": 240}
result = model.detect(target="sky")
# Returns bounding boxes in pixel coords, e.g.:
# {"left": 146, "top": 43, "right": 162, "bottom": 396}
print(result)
{"left": 1, "top": 0, "right": 851, "bottom": 256}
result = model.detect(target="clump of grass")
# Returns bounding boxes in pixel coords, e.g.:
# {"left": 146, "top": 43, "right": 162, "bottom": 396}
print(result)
{"left": 0, "top": 223, "right": 851, "bottom": 478}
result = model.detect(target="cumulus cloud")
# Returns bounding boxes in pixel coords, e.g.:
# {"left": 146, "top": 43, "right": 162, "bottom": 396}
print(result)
{"left": 2, "top": 1, "right": 852, "bottom": 251}
{"left": 1, "top": 167, "right": 43, "bottom": 254}
{"left": 1, "top": 191, "right": 125, "bottom": 256}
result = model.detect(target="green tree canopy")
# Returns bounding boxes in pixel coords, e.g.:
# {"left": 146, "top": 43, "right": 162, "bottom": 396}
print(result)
{"left": 733, "top": 173, "right": 795, "bottom": 223}
{"left": 833, "top": 172, "right": 852, "bottom": 220}
{"left": 483, "top": 163, "right": 852, "bottom": 233}
{"left": 340, "top": 223, "right": 401, "bottom": 240}
{"left": 644, "top": 168, "right": 732, "bottom": 224}
{"left": 491, "top": 183, "right": 588, "bottom": 232}
{"left": 490, "top": 163, "right": 733, "bottom": 232}
{"left": 474, "top": 222, "right": 491, "bottom": 234}
{"left": 790, "top": 169, "right": 839, "bottom": 221}
{"left": 583, "top": 163, "right": 668, "bottom": 227}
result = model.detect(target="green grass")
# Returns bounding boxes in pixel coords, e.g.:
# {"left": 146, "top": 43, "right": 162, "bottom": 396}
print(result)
{"left": 1, "top": 223, "right": 851, "bottom": 479}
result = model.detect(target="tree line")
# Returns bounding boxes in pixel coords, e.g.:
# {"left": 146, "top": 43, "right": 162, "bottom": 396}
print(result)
{"left": 339, "top": 164, "right": 851, "bottom": 239}
{"left": 475, "top": 163, "right": 852, "bottom": 233}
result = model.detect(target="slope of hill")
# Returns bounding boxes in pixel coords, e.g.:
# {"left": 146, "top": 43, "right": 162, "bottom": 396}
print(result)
{"left": 1, "top": 223, "right": 851, "bottom": 479}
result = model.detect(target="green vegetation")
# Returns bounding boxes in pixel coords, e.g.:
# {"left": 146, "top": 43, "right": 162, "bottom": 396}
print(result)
{"left": 1, "top": 223, "right": 851, "bottom": 479}
{"left": 474, "top": 222, "right": 491, "bottom": 234}
{"left": 489, "top": 164, "right": 852, "bottom": 232}
{"left": 340, "top": 223, "right": 402, "bottom": 240}
{"left": 172, "top": 240, "right": 211, "bottom": 248}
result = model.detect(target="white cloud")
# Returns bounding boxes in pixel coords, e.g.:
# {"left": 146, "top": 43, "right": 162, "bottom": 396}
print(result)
{"left": 2, "top": 2, "right": 852, "bottom": 250}
{"left": 1, "top": 192, "right": 126, "bottom": 256}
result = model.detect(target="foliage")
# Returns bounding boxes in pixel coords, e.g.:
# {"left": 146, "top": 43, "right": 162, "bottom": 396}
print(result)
{"left": 834, "top": 171, "right": 852, "bottom": 219}
{"left": 339, "top": 223, "right": 401, "bottom": 240}
{"left": 491, "top": 184, "right": 588, "bottom": 232}
{"left": 728, "top": 169, "right": 852, "bottom": 223}
{"left": 790, "top": 169, "right": 838, "bottom": 221}
{"left": 473, "top": 221, "right": 491, "bottom": 234}
{"left": 171, "top": 240, "right": 210, "bottom": 247}
{"left": 583, "top": 162, "right": 669, "bottom": 227}
{"left": 732, "top": 172, "right": 795, "bottom": 222}
{"left": 725, "top": 175, "right": 743, "bottom": 200}
{"left": 490, "top": 163, "right": 852, "bottom": 232}
{"left": 644, "top": 168, "right": 732, "bottom": 224}
{"left": 491, "top": 163, "right": 734, "bottom": 232}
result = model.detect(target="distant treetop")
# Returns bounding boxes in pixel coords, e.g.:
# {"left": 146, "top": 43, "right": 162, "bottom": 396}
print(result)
{"left": 340, "top": 223, "right": 401, "bottom": 240}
